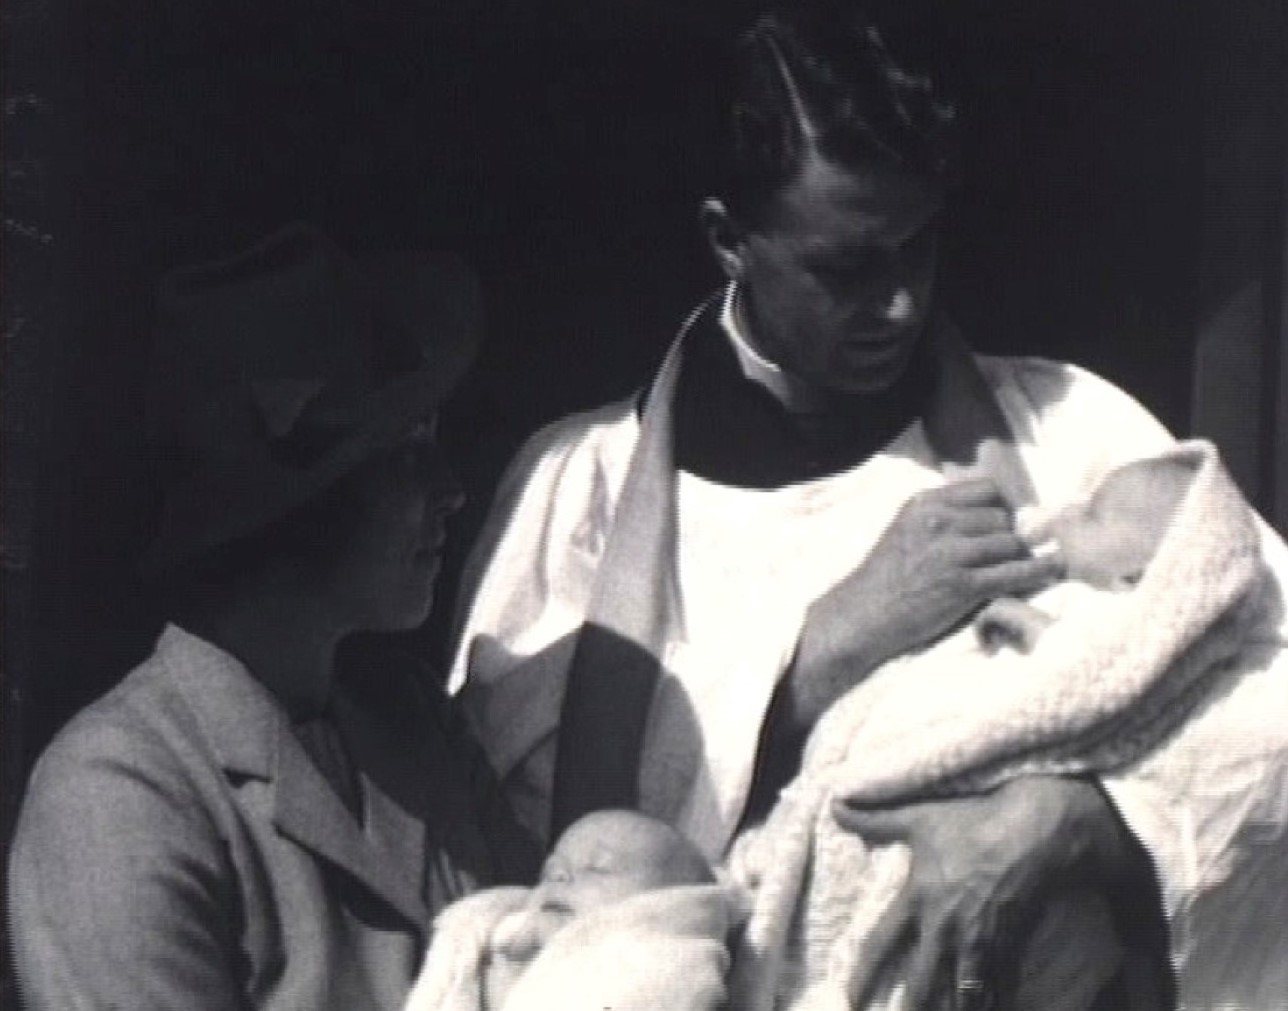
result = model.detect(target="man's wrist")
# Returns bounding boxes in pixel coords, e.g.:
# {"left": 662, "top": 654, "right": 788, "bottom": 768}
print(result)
{"left": 793, "top": 598, "right": 881, "bottom": 725}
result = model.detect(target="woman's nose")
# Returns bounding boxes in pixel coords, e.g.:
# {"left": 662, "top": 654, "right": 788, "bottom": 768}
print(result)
{"left": 433, "top": 472, "right": 466, "bottom": 515}
{"left": 423, "top": 451, "right": 466, "bottom": 515}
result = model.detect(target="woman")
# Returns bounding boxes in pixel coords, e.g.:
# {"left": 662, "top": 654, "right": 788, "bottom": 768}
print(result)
{"left": 7, "top": 224, "right": 739, "bottom": 1011}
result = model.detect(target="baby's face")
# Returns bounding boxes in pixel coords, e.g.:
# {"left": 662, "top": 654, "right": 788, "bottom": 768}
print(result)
{"left": 531, "top": 810, "right": 710, "bottom": 920}
{"left": 484, "top": 812, "right": 711, "bottom": 1009}
{"left": 1043, "top": 462, "right": 1181, "bottom": 589}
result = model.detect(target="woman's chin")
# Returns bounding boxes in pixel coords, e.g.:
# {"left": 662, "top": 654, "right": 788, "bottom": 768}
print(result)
{"left": 362, "top": 588, "right": 436, "bottom": 634}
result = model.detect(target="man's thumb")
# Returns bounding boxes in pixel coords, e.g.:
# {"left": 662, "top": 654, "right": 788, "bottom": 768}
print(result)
{"left": 831, "top": 799, "right": 911, "bottom": 843}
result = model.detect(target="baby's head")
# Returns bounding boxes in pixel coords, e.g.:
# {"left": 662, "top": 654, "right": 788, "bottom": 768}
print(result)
{"left": 534, "top": 809, "right": 715, "bottom": 916}
{"left": 1025, "top": 455, "right": 1194, "bottom": 590}
{"left": 483, "top": 811, "right": 714, "bottom": 1008}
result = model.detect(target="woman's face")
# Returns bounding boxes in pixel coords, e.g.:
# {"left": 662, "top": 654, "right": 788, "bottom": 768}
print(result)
{"left": 328, "top": 417, "right": 464, "bottom": 632}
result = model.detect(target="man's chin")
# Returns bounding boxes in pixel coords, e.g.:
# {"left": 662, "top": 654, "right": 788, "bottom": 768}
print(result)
{"left": 826, "top": 354, "right": 917, "bottom": 396}
{"left": 827, "top": 327, "right": 927, "bottom": 394}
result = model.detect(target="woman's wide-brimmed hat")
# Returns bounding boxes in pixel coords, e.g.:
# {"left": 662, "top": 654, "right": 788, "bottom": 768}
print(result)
{"left": 139, "top": 222, "right": 481, "bottom": 576}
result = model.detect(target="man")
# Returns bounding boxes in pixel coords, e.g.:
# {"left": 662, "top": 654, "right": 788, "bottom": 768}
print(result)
{"left": 449, "top": 5, "right": 1288, "bottom": 1008}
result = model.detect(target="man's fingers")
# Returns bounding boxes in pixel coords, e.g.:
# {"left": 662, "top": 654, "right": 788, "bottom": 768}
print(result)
{"left": 950, "top": 505, "right": 1014, "bottom": 537}
{"left": 831, "top": 799, "right": 918, "bottom": 845}
{"left": 934, "top": 477, "right": 1007, "bottom": 508}
{"left": 847, "top": 885, "right": 917, "bottom": 1009}
{"left": 973, "top": 555, "right": 1064, "bottom": 599}
{"left": 956, "top": 531, "right": 1029, "bottom": 569}
{"left": 902, "top": 920, "right": 956, "bottom": 1011}
{"left": 954, "top": 949, "right": 996, "bottom": 1011}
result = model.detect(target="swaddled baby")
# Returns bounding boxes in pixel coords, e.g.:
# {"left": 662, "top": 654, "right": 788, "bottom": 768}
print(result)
{"left": 445, "top": 810, "right": 716, "bottom": 1011}
{"left": 404, "top": 808, "right": 716, "bottom": 1009}
{"left": 731, "top": 442, "right": 1268, "bottom": 1010}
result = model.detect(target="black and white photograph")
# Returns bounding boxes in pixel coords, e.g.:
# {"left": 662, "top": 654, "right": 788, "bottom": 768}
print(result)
{"left": 3, "top": 1, "right": 1287, "bottom": 1008}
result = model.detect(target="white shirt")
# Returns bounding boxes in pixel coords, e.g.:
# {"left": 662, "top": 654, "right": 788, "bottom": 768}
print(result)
{"left": 450, "top": 350, "right": 1288, "bottom": 1009}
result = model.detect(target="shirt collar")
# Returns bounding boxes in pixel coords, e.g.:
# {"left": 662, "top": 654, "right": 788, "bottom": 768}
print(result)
{"left": 718, "top": 282, "right": 827, "bottom": 413}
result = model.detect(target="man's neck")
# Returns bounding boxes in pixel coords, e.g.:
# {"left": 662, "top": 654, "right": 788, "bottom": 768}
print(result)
{"left": 721, "top": 282, "right": 935, "bottom": 422}
{"left": 673, "top": 294, "right": 937, "bottom": 488}
{"left": 722, "top": 284, "right": 830, "bottom": 413}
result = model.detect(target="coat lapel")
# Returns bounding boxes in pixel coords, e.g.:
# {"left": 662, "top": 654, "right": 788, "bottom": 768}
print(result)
{"left": 272, "top": 713, "right": 429, "bottom": 931}
{"left": 162, "top": 626, "right": 430, "bottom": 933}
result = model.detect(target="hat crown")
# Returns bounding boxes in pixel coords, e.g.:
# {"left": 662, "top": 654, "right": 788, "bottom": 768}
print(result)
{"left": 150, "top": 224, "right": 441, "bottom": 459}
{"left": 140, "top": 223, "right": 480, "bottom": 575}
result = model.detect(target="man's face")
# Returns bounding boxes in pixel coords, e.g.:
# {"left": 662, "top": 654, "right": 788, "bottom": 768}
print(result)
{"left": 728, "top": 154, "right": 944, "bottom": 394}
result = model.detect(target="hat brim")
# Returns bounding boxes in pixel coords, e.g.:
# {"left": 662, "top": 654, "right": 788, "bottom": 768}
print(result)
{"left": 138, "top": 365, "right": 446, "bottom": 578}
{"left": 139, "top": 230, "right": 482, "bottom": 578}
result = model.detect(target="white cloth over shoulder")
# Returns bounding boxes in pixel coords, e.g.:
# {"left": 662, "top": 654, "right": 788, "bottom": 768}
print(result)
{"left": 449, "top": 355, "right": 1288, "bottom": 1009}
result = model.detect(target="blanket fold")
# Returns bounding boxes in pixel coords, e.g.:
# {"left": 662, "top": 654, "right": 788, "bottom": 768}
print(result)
{"left": 402, "top": 887, "right": 530, "bottom": 1011}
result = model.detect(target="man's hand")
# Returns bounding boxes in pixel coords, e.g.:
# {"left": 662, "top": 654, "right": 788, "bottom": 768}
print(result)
{"left": 833, "top": 776, "right": 1140, "bottom": 1010}
{"left": 741, "top": 479, "right": 1062, "bottom": 829}
{"left": 501, "top": 884, "right": 749, "bottom": 1011}
{"left": 791, "top": 479, "right": 1062, "bottom": 729}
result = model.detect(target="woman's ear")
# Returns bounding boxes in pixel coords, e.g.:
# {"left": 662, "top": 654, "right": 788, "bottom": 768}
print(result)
{"left": 699, "top": 198, "right": 747, "bottom": 282}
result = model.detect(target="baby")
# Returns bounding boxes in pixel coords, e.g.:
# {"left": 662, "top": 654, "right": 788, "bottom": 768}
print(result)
{"left": 482, "top": 809, "right": 716, "bottom": 1010}
{"left": 729, "top": 444, "right": 1261, "bottom": 1010}
{"left": 976, "top": 452, "right": 1195, "bottom": 652}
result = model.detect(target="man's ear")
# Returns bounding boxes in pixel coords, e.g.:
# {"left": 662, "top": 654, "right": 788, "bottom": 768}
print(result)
{"left": 699, "top": 198, "right": 747, "bottom": 282}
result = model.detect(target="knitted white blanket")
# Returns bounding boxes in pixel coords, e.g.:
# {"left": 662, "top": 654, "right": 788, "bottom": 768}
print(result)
{"left": 727, "top": 440, "right": 1268, "bottom": 1011}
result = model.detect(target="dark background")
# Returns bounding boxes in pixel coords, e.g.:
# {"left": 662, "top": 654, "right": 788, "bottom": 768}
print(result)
{"left": 3, "top": 2, "right": 1285, "bottom": 987}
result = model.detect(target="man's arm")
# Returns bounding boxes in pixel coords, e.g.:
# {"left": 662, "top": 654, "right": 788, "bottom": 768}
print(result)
{"left": 8, "top": 721, "right": 246, "bottom": 1011}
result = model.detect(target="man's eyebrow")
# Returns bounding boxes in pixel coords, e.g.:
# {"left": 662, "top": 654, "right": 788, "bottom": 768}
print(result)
{"left": 798, "top": 212, "right": 941, "bottom": 260}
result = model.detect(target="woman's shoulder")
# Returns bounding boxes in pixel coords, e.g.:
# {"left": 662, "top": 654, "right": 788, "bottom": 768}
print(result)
{"left": 15, "top": 641, "right": 225, "bottom": 851}
{"left": 31, "top": 645, "right": 187, "bottom": 771}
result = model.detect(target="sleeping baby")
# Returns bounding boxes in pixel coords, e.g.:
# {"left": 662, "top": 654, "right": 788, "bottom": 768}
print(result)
{"left": 405, "top": 809, "right": 719, "bottom": 1011}
{"left": 484, "top": 809, "right": 716, "bottom": 1009}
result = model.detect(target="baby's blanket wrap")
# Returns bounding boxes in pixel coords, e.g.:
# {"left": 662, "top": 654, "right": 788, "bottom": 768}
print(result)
{"left": 726, "top": 437, "right": 1266, "bottom": 1010}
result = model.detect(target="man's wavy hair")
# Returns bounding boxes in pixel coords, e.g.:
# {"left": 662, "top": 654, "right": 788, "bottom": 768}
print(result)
{"left": 722, "top": 1, "right": 957, "bottom": 224}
